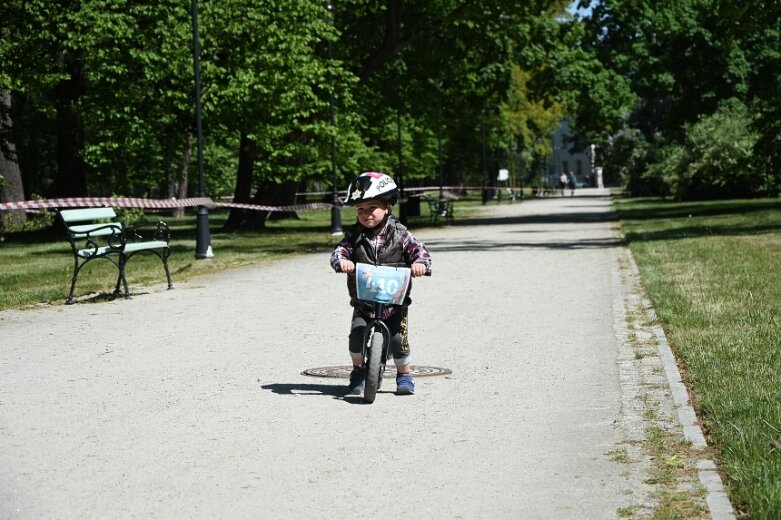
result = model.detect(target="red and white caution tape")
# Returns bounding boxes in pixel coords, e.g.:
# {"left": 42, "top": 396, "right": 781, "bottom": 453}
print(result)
{"left": 214, "top": 201, "right": 332, "bottom": 212}
{"left": 0, "top": 185, "right": 482, "bottom": 212}
{"left": 0, "top": 196, "right": 212, "bottom": 211}
{"left": 0, "top": 196, "right": 332, "bottom": 213}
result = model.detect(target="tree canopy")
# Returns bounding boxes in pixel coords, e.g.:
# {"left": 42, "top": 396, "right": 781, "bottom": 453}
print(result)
{"left": 1, "top": 0, "right": 778, "bottom": 225}
{"left": 0, "top": 1, "right": 578, "bottom": 217}
{"left": 577, "top": 0, "right": 780, "bottom": 197}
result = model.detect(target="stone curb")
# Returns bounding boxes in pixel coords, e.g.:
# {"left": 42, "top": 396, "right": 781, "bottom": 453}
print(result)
{"left": 625, "top": 250, "right": 736, "bottom": 520}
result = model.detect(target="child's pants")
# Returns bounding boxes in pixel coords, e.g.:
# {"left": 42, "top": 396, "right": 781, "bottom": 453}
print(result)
{"left": 349, "top": 309, "right": 410, "bottom": 366}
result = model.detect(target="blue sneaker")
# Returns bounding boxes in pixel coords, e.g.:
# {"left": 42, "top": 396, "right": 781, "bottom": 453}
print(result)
{"left": 395, "top": 373, "right": 415, "bottom": 395}
{"left": 347, "top": 366, "right": 365, "bottom": 395}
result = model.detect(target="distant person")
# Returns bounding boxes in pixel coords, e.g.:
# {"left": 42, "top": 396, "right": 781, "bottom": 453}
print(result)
{"left": 558, "top": 172, "right": 568, "bottom": 196}
{"left": 568, "top": 172, "right": 577, "bottom": 196}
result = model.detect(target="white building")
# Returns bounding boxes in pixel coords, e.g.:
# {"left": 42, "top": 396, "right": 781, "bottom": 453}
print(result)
{"left": 550, "top": 119, "right": 595, "bottom": 187}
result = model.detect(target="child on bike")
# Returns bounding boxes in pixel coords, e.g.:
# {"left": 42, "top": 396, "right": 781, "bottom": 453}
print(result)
{"left": 330, "top": 172, "right": 432, "bottom": 396}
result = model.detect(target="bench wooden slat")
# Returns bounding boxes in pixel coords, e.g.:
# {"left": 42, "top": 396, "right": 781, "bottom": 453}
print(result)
{"left": 124, "top": 241, "right": 168, "bottom": 253}
{"left": 76, "top": 245, "right": 120, "bottom": 258}
{"left": 59, "top": 207, "right": 117, "bottom": 223}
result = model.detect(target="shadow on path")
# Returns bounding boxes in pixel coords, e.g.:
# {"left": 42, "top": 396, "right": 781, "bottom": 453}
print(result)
{"left": 260, "top": 383, "right": 400, "bottom": 405}
{"left": 260, "top": 382, "right": 345, "bottom": 397}
{"left": 452, "top": 211, "right": 617, "bottom": 228}
{"left": 426, "top": 236, "right": 623, "bottom": 252}
{"left": 623, "top": 223, "right": 781, "bottom": 243}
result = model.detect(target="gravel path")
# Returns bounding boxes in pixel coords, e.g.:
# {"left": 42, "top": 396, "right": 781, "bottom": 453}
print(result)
{"left": 0, "top": 190, "right": 720, "bottom": 518}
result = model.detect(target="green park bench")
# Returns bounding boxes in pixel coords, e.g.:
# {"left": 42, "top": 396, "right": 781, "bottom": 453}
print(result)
{"left": 56, "top": 207, "right": 173, "bottom": 304}
{"left": 423, "top": 195, "right": 454, "bottom": 224}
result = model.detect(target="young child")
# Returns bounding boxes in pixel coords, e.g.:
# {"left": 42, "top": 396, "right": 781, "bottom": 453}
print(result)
{"left": 330, "top": 172, "right": 432, "bottom": 396}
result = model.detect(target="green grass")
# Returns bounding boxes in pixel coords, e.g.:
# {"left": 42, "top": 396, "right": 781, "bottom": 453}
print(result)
{"left": 615, "top": 196, "right": 781, "bottom": 519}
{"left": 0, "top": 194, "right": 489, "bottom": 310}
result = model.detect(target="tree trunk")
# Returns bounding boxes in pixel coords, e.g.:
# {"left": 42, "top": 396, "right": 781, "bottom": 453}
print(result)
{"left": 54, "top": 50, "right": 87, "bottom": 197}
{"left": 247, "top": 180, "right": 300, "bottom": 228}
{"left": 0, "top": 90, "right": 27, "bottom": 231}
{"left": 223, "top": 132, "right": 256, "bottom": 231}
{"left": 172, "top": 130, "right": 192, "bottom": 218}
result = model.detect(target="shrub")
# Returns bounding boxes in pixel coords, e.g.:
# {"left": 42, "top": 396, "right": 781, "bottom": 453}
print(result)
{"left": 670, "top": 99, "right": 761, "bottom": 200}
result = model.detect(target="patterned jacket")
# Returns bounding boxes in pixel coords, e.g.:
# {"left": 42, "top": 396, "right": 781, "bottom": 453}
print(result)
{"left": 330, "top": 215, "right": 431, "bottom": 318}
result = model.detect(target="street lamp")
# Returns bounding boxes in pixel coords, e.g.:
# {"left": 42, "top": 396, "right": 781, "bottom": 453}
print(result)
{"left": 395, "top": 57, "right": 406, "bottom": 224}
{"left": 191, "top": 0, "right": 213, "bottom": 258}
{"left": 396, "top": 106, "right": 406, "bottom": 224}
{"left": 436, "top": 81, "right": 445, "bottom": 211}
{"left": 327, "top": 3, "right": 342, "bottom": 236}
{"left": 481, "top": 112, "right": 490, "bottom": 205}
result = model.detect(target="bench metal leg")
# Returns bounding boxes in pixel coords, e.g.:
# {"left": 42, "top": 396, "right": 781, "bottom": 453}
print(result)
{"left": 125, "top": 248, "right": 174, "bottom": 293}
{"left": 162, "top": 248, "right": 173, "bottom": 290}
{"left": 66, "top": 257, "right": 80, "bottom": 305}
{"left": 117, "top": 254, "right": 131, "bottom": 299}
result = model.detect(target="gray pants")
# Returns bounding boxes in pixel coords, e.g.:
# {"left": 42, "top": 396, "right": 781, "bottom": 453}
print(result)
{"left": 349, "top": 310, "right": 411, "bottom": 366}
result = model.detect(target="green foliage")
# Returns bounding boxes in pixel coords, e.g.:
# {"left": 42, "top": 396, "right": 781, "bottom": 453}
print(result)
{"left": 11, "top": 0, "right": 776, "bottom": 204}
{"left": 75, "top": 0, "right": 195, "bottom": 193}
{"left": 1, "top": 0, "right": 597, "bottom": 203}
{"left": 531, "top": 16, "right": 634, "bottom": 140}
{"left": 607, "top": 129, "right": 669, "bottom": 197}
{"left": 618, "top": 99, "right": 765, "bottom": 200}
{"left": 20, "top": 207, "right": 55, "bottom": 232}
{"left": 113, "top": 206, "right": 145, "bottom": 227}
{"left": 202, "top": 0, "right": 339, "bottom": 186}
{"left": 581, "top": 0, "right": 781, "bottom": 199}
{"left": 508, "top": 66, "right": 564, "bottom": 160}
{"left": 666, "top": 99, "right": 763, "bottom": 199}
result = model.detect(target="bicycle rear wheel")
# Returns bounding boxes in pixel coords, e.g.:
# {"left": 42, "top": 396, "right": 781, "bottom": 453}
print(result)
{"left": 363, "top": 331, "right": 384, "bottom": 403}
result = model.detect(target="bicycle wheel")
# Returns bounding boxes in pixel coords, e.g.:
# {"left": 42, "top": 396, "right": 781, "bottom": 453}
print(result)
{"left": 363, "top": 331, "right": 384, "bottom": 404}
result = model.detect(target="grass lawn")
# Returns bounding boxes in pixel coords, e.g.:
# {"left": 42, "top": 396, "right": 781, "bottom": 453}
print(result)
{"left": 0, "top": 193, "right": 489, "bottom": 310}
{"left": 614, "top": 196, "right": 781, "bottom": 519}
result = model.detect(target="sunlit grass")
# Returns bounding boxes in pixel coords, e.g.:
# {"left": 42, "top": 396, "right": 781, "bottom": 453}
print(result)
{"left": 615, "top": 196, "right": 781, "bottom": 519}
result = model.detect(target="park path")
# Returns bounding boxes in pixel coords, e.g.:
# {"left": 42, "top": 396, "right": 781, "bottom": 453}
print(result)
{"left": 0, "top": 189, "right": 716, "bottom": 519}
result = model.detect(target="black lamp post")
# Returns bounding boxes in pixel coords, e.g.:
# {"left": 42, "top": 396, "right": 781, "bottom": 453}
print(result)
{"left": 481, "top": 114, "right": 488, "bottom": 205}
{"left": 327, "top": 3, "right": 342, "bottom": 235}
{"left": 436, "top": 81, "right": 445, "bottom": 210}
{"left": 191, "top": 0, "right": 212, "bottom": 258}
{"left": 395, "top": 57, "right": 406, "bottom": 224}
{"left": 396, "top": 106, "right": 406, "bottom": 224}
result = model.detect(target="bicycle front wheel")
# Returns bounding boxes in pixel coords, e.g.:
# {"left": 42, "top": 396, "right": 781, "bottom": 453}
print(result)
{"left": 363, "top": 331, "right": 384, "bottom": 404}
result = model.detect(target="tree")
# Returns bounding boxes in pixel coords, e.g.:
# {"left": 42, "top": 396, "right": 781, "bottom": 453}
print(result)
{"left": 1, "top": 0, "right": 620, "bottom": 221}
{"left": 0, "top": 90, "right": 26, "bottom": 229}
{"left": 0, "top": 0, "right": 72, "bottom": 198}
{"left": 198, "top": 0, "right": 339, "bottom": 229}
{"left": 337, "top": 0, "right": 575, "bottom": 191}
{"left": 577, "top": 0, "right": 780, "bottom": 198}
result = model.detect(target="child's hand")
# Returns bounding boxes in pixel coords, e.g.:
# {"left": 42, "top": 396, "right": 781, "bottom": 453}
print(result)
{"left": 411, "top": 262, "right": 428, "bottom": 277}
{"left": 339, "top": 259, "right": 356, "bottom": 274}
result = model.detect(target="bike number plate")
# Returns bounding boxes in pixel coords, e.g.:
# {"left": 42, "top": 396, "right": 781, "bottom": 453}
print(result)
{"left": 355, "top": 263, "right": 412, "bottom": 305}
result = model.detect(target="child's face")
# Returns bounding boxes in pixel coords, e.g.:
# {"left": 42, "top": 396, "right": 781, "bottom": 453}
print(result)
{"left": 355, "top": 200, "right": 389, "bottom": 229}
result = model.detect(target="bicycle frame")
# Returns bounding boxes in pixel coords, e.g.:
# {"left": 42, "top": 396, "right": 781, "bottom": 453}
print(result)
{"left": 362, "top": 301, "right": 392, "bottom": 369}
{"left": 354, "top": 263, "right": 412, "bottom": 402}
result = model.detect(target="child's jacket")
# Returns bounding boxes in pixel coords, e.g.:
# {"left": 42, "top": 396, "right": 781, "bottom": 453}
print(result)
{"left": 330, "top": 215, "right": 431, "bottom": 318}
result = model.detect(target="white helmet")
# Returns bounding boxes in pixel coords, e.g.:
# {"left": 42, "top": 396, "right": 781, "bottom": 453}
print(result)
{"left": 345, "top": 171, "right": 399, "bottom": 205}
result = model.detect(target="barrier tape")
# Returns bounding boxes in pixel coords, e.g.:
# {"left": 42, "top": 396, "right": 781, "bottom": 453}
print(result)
{"left": 0, "top": 196, "right": 331, "bottom": 213}
{"left": 213, "top": 201, "right": 332, "bottom": 212}
{"left": 295, "top": 185, "right": 481, "bottom": 197}
{"left": 0, "top": 185, "right": 478, "bottom": 212}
